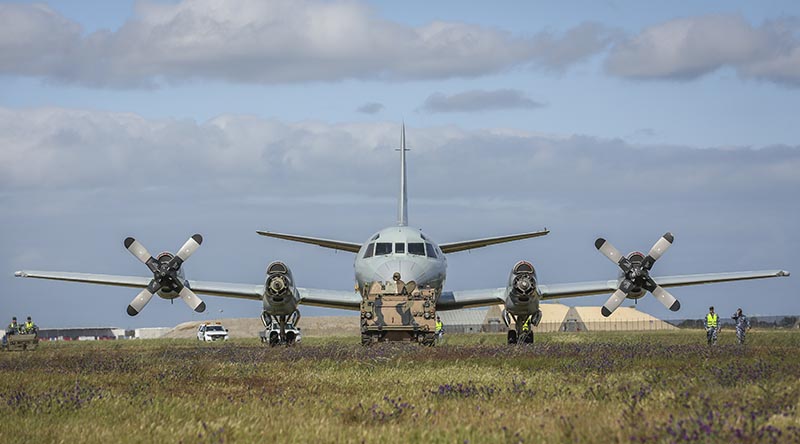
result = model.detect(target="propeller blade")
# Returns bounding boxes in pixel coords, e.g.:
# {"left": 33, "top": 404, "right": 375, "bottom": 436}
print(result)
{"left": 651, "top": 285, "right": 681, "bottom": 312}
{"left": 175, "top": 234, "right": 203, "bottom": 262}
{"left": 124, "top": 237, "right": 154, "bottom": 265}
{"left": 595, "top": 238, "right": 630, "bottom": 271}
{"left": 127, "top": 285, "right": 157, "bottom": 316}
{"left": 179, "top": 286, "right": 206, "bottom": 313}
{"left": 644, "top": 232, "right": 674, "bottom": 270}
{"left": 601, "top": 288, "right": 628, "bottom": 317}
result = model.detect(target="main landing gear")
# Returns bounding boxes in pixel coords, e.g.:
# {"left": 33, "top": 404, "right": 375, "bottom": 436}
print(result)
{"left": 261, "top": 309, "right": 301, "bottom": 346}
{"left": 503, "top": 310, "right": 541, "bottom": 345}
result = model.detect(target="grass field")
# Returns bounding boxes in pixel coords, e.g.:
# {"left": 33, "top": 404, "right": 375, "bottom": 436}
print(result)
{"left": 1, "top": 330, "right": 798, "bottom": 443}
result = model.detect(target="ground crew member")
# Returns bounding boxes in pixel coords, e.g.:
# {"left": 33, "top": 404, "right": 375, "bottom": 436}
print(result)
{"left": 435, "top": 316, "right": 444, "bottom": 342}
{"left": 731, "top": 308, "right": 751, "bottom": 345}
{"left": 519, "top": 316, "right": 532, "bottom": 343}
{"left": 7, "top": 317, "right": 19, "bottom": 334}
{"left": 23, "top": 316, "right": 36, "bottom": 335}
{"left": 705, "top": 306, "right": 719, "bottom": 345}
{"left": 3, "top": 317, "right": 19, "bottom": 347}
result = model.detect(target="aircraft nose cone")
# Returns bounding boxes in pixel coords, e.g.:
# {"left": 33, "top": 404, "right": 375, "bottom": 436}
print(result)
{"left": 373, "top": 259, "right": 425, "bottom": 284}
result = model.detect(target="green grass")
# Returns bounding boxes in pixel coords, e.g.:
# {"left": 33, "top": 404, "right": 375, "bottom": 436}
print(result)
{"left": 1, "top": 330, "right": 798, "bottom": 443}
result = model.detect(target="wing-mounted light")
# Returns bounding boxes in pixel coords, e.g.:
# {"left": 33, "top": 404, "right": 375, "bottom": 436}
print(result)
{"left": 123, "top": 234, "right": 206, "bottom": 316}
{"left": 595, "top": 232, "right": 680, "bottom": 317}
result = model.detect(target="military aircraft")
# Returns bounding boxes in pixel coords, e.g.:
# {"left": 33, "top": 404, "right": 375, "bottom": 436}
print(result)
{"left": 14, "top": 125, "right": 790, "bottom": 344}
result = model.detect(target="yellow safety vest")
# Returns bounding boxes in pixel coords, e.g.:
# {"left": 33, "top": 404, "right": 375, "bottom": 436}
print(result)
{"left": 25, "top": 322, "right": 34, "bottom": 331}
{"left": 435, "top": 321, "right": 443, "bottom": 332}
{"left": 522, "top": 318, "right": 530, "bottom": 332}
{"left": 706, "top": 313, "right": 718, "bottom": 328}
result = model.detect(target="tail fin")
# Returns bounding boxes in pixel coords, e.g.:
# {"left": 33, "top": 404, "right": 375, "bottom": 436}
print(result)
{"left": 398, "top": 123, "right": 408, "bottom": 226}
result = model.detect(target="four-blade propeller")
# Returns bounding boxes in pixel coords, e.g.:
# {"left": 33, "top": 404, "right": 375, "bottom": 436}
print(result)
{"left": 123, "top": 234, "right": 206, "bottom": 316}
{"left": 595, "top": 232, "right": 680, "bottom": 317}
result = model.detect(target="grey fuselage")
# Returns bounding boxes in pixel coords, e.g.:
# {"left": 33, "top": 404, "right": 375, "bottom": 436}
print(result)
{"left": 354, "top": 225, "right": 447, "bottom": 293}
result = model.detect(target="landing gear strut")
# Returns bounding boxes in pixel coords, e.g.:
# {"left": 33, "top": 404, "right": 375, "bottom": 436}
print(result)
{"left": 261, "top": 310, "right": 301, "bottom": 346}
{"left": 503, "top": 310, "right": 541, "bottom": 345}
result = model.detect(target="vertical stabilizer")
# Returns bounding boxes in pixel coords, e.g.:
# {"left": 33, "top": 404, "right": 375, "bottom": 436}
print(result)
{"left": 398, "top": 123, "right": 408, "bottom": 226}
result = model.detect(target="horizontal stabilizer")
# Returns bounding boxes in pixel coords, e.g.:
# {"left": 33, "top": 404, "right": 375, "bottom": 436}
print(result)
{"left": 439, "top": 229, "right": 549, "bottom": 254}
{"left": 256, "top": 231, "right": 361, "bottom": 253}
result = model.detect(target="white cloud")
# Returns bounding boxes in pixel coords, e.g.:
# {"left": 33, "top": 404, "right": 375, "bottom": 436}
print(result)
{"left": 0, "top": 1, "right": 612, "bottom": 87}
{"left": 606, "top": 15, "right": 800, "bottom": 86}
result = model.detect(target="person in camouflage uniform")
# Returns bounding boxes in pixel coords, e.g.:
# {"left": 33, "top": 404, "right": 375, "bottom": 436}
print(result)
{"left": 731, "top": 308, "right": 751, "bottom": 345}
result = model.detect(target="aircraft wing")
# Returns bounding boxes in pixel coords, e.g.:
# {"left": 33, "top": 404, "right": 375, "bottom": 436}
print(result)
{"left": 538, "top": 269, "right": 790, "bottom": 300}
{"left": 14, "top": 270, "right": 263, "bottom": 300}
{"left": 297, "top": 288, "right": 362, "bottom": 310}
{"left": 256, "top": 231, "right": 361, "bottom": 253}
{"left": 435, "top": 269, "right": 789, "bottom": 309}
{"left": 439, "top": 229, "right": 549, "bottom": 254}
{"left": 437, "top": 288, "right": 506, "bottom": 310}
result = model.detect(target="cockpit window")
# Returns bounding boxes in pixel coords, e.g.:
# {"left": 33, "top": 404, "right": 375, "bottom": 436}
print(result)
{"left": 425, "top": 243, "right": 437, "bottom": 258}
{"left": 395, "top": 243, "right": 405, "bottom": 254}
{"left": 375, "top": 243, "right": 392, "bottom": 255}
{"left": 363, "top": 243, "right": 374, "bottom": 258}
{"left": 371, "top": 233, "right": 380, "bottom": 241}
{"left": 408, "top": 243, "right": 425, "bottom": 256}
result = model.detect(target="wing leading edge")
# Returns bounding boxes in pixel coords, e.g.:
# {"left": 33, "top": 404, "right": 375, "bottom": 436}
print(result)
{"left": 15, "top": 270, "right": 363, "bottom": 308}
{"left": 297, "top": 288, "right": 362, "bottom": 310}
{"left": 539, "top": 269, "right": 790, "bottom": 300}
{"left": 435, "top": 269, "right": 789, "bottom": 310}
{"left": 15, "top": 270, "right": 263, "bottom": 300}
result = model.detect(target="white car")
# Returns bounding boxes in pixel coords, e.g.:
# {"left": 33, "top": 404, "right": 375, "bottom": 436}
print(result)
{"left": 197, "top": 323, "right": 229, "bottom": 341}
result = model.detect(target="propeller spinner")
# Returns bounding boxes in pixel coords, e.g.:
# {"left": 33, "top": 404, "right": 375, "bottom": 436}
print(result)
{"left": 123, "top": 234, "right": 206, "bottom": 316}
{"left": 595, "top": 232, "right": 680, "bottom": 317}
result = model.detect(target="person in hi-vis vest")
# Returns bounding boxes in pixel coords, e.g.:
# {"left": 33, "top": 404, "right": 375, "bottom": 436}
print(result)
{"left": 705, "top": 306, "right": 719, "bottom": 345}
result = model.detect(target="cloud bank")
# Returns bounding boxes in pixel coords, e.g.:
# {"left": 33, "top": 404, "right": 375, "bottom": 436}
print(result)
{"left": 0, "top": 1, "right": 612, "bottom": 88}
{"left": 606, "top": 15, "right": 800, "bottom": 86}
{"left": 2, "top": 107, "right": 797, "bottom": 208}
{"left": 4, "top": 4, "right": 800, "bottom": 88}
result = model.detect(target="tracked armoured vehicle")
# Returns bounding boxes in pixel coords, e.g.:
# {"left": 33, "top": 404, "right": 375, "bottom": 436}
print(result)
{"left": 360, "top": 274, "right": 438, "bottom": 345}
{"left": 2, "top": 332, "right": 38, "bottom": 351}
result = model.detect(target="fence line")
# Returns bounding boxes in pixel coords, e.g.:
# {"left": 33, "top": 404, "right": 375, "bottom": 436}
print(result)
{"left": 448, "top": 319, "right": 677, "bottom": 334}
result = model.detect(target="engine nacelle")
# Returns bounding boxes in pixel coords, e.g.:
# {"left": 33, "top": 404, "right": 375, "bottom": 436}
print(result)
{"left": 263, "top": 261, "right": 299, "bottom": 315}
{"left": 154, "top": 252, "right": 186, "bottom": 299}
{"left": 504, "top": 261, "right": 540, "bottom": 314}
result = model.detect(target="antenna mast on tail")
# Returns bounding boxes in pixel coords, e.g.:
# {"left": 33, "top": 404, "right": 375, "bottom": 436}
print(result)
{"left": 397, "top": 123, "right": 409, "bottom": 226}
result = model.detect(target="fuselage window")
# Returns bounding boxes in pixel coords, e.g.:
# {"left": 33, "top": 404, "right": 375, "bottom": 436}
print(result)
{"left": 425, "top": 243, "right": 437, "bottom": 258}
{"left": 395, "top": 243, "right": 405, "bottom": 254}
{"left": 363, "top": 243, "right": 375, "bottom": 258}
{"left": 408, "top": 242, "right": 425, "bottom": 256}
{"left": 375, "top": 242, "right": 393, "bottom": 256}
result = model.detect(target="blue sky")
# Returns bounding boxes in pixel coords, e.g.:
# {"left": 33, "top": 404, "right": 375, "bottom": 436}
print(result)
{"left": 0, "top": 0, "right": 797, "bottom": 328}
